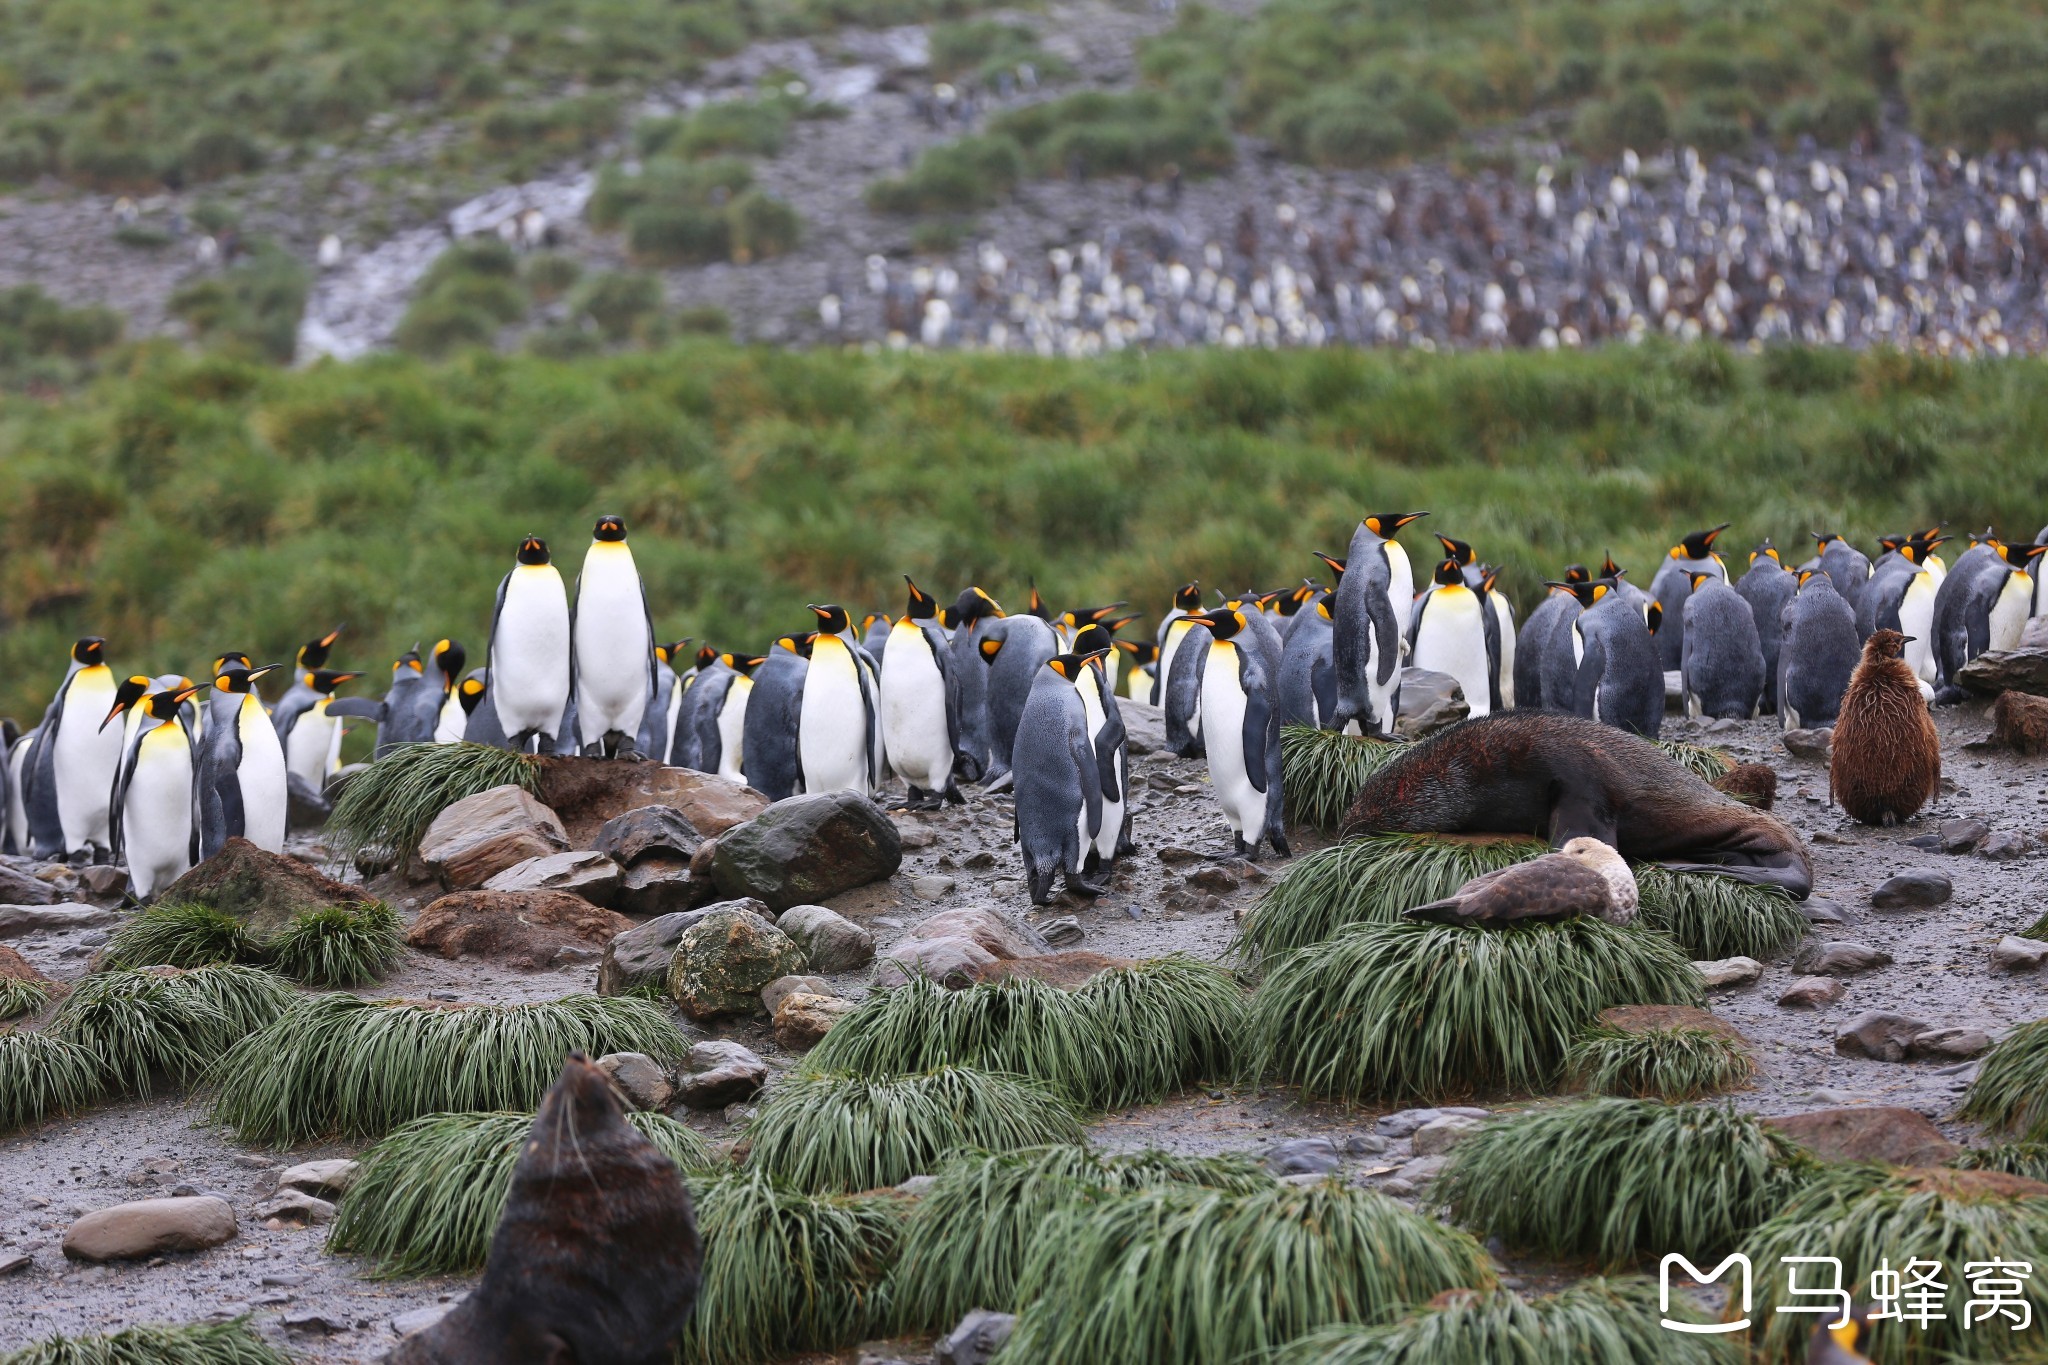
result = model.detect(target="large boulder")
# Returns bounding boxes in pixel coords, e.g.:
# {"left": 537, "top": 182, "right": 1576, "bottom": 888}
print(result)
{"left": 534, "top": 759, "right": 768, "bottom": 845}
{"left": 1117, "top": 700, "right": 1168, "bottom": 756}
{"left": 482, "top": 850, "right": 622, "bottom": 905}
{"left": 596, "top": 900, "right": 765, "bottom": 995}
{"left": 0, "top": 863, "right": 57, "bottom": 907}
{"left": 614, "top": 859, "right": 715, "bottom": 917}
{"left": 775, "top": 904, "right": 876, "bottom": 973}
{"left": 158, "top": 837, "right": 369, "bottom": 939}
{"left": 1956, "top": 648, "right": 2048, "bottom": 697}
{"left": 667, "top": 907, "right": 807, "bottom": 1019}
{"left": 407, "top": 890, "right": 632, "bottom": 971}
{"left": 709, "top": 792, "right": 902, "bottom": 912}
{"left": 1764, "top": 1106, "right": 1958, "bottom": 1166}
{"left": 595, "top": 806, "right": 704, "bottom": 866}
{"left": 63, "top": 1196, "right": 236, "bottom": 1262}
{"left": 419, "top": 786, "right": 569, "bottom": 891}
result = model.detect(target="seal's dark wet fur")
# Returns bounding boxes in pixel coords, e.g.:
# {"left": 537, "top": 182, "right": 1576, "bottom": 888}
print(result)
{"left": 1340, "top": 712, "right": 1813, "bottom": 896}
{"left": 389, "top": 1052, "right": 701, "bottom": 1365}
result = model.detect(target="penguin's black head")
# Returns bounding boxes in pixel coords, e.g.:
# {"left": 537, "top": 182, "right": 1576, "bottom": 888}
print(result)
{"left": 298, "top": 625, "right": 344, "bottom": 669}
{"left": 727, "top": 653, "right": 768, "bottom": 676}
{"left": 72, "top": 637, "right": 106, "bottom": 667}
{"left": 777, "top": 634, "right": 815, "bottom": 659}
{"left": 1431, "top": 558, "right": 1464, "bottom": 587}
{"left": 1025, "top": 583, "right": 1051, "bottom": 621}
{"left": 1072, "top": 624, "right": 1113, "bottom": 655}
{"left": 1363, "top": 512, "right": 1428, "bottom": 537}
{"left": 809, "top": 604, "right": 851, "bottom": 634}
{"left": 1280, "top": 581, "right": 1321, "bottom": 616}
{"left": 593, "top": 515, "right": 628, "bottom": 543}
{"left": 1312, "top": 552, "right": 1347, "bottom": 584}
{"left": 952, "top": 586, "right": 1004, "bottom": 623}
{"left": 433, "top": 639, "right": 466, "bottom": 685}
{"left": 1811, "top": 531, "right": 1842, "bottom": 549}
{"left": 657, "top": 639, "right": 690, "bottom": 667}
{"left": 1479, "top": 566, "right": 1501, "bottom": 595}
{"left": 1687, "top": 571, "right": 1717, "bottom": 591}
{"left": 310, "top": 669, "right": 362, "bottom": 695}
{"left": 1435, "top": 533, "right": 1474, "bottom": 565}
{"left": 696, "top": 645, "right": 720, "bottom": 671}
{"left": 517, "top": 536, "right": 551, "bottom": 566}
{"left": 1998, "top": 542, "right": 2047, "bottom": 568}
{"left": 1123, "top": 640, "right": 1159, "bottom": 667}
{"left": 1675, "top": 524, "right": 1729, "bottom": 560}
{"left": 213, "top": 651, "right": 253, "bottom": 674}
{"left": 1600, "top": 552, "right": 1624, "bottom": 579}
{"left": 145, "top": 682, "right": 205, "bottom": 721}
{"left": 904, "top": 577, "right": 939, "bottom": 621}
{"left": 1046, "top": 650, "right": 1107, "bottom": 681}
{"left": 1188, "top": 608, "right": 1248, "bottom": 641}
{"left": 215, "top": 664, "right": 278, "bottom": 694}
{"left": 1060, "top": 602, "right": 1126, "bottom": 631}
{"left": 1877, "top": 533, "right": 1907, "bottom": 555}
{"left": 1173, "top": 581, "right": 1202, "bottom": 611}
{"left": 1751, "top": 541, "right": 1779, "bottom": 565}
{"left": 1562, "top": 563, "right": 1590, "bottom": 584}
{"left": 395, "top": 649, "right": 425, "bottom": 676}
{"left": 100, "top": 675, "right": 151, "bottom": 731}
{"left": 1905, "top": 533, "right": 1947, "bottom": 563}
{"left": 458, "top": 675, "right": 487, "bottom": 716}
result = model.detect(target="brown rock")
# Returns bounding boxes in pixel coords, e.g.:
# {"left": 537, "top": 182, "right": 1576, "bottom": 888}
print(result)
{"left": 1956, "top": 648, "right": 2048, "bottom": 697}
{"left": 1833, "top": 1010, "right": 1933, "bottom": 1061}
{"left": 1777, "top": 976, "right": 1846, "bottom": 1008}
{"left": 482, "top": 849, "right": 622, "bottom": 905}
{"left": 62, "top": 1196, "right": 237, "bottom": 1261}
{"left": 407, "top": 890, "right": 632, "bottom": 971}
{"left": 0, "top": 863, "right": 57, "bottom": 906}
{"left": 0, "top": 944, "right": 48, "bottom": 983}
{"left": 1596, "top": 1004, "right": 1747, "bottom": 1044}
{"left": 772, "top": 992, "right": 857, "bottom": 1049}
{"left": 419, "top": 786, "right": 570, "bottom": 890}
{"left": 157, "top": 838, "right": 368, "bottom": 938}
{"left": 1899, "top": 1166, "right": 2048, "bottom": 1200}
{"left": 966, "top": 951, "right": 1138, "bottom": 990}
{"left": 594, "top": 806, "right": 704, "bottom": 867}
{"left": 1904, "top": 1027, "right": 1991, "bottom": 1060}
{"left": 596, "top": 901, "right": 762, "bottom": 995}
{"left": 1990, "top": 691, "right": 2048, "bottom": 756}
{"left": 0, "top": 904, "right": 117, "bottom": 937}
{"left": 1764, "top": 1107, "right": 1958, "bottom": 1166}
{"left": 613, "top": 858, "right": 713, "bottom": 917}
{"left": 761, "top": 974, "right": 831, "bottom": 1018}
{"left": 874, "top": 936, "right": 999, "bottom": 989}
{"left": 534, "top": 759, "right": 768, "bottom": 846}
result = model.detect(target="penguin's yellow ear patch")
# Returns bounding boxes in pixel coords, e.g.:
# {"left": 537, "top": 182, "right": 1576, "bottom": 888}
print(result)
{"left": 980, "top": 639, "right": 1003, "bottom": 660}
{"left": 215, "top": 675, "right": 232, "bottom": 690}
{"left": 1047, "top": 658, "right": 1072, "bottom": 679}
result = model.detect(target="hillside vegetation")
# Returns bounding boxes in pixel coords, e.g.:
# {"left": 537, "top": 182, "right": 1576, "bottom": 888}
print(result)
{"left": 0, "top": 339, "right": 2042, "bottom": 724}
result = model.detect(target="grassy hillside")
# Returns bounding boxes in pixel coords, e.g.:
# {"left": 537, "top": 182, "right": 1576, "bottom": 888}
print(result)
{"left": 1, "top": 339, "right": 2043, "bottom": 725}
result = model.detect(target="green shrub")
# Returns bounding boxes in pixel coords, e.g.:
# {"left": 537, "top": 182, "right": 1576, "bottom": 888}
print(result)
{"left": 1574, "top": 83, "right": 1671, "bottom": 152}
{"left": 167, "top": 245, "right": 309, "bottom": 364}
{"left": 638, "top": 98, "right": 795, "bottom": 159}
{"left": 1564, "top": 1020, "right": 1758, "bottom": 1100}
{"left": 181, "top": 125, "right": 264, "bottom": 181}
{"left": 0, "top": 978, "right": 51, "bottom": 1022}
{"left": 626, "top": 205, "right": 731, "bottom": 265}
{"left": 264, "top": 902, "right": 404, "bottom": 986}
{"left": 866, "top": 135, "right": 1023, "bottom": 215}
{"left": 0, "top": 1317, "right": 292, "bottom": 1365}
{"left": 50, "top": 965, "right": 294, "bottom": 1094}
{"left": 573, "top": 272, "right": 665, "bottom": 342}
{"left": 993, "top": 90, "right": 1233, "bottom": 179}
{"left": 1951, "top": 1141, "right": 2048, "bottom": 1183}
{"left": 325, "top": 741, "right": 540, "bottom": 865}
{"left": 521, "top": 251, "right": 583, "bottom": 302}
{"left": 727, "top": 190, "right": 801, "bottom": 262}
{"left": 0, "top": 1029, "right": 106, "bottom": 1133}
{"left": 1960, "top": 1017, "right": 2048, "bottom": 1142}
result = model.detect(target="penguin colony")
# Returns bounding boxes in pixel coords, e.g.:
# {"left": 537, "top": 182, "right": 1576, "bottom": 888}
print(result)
{"left": 6, "top": 513, "right": 2042, "bottom": 900}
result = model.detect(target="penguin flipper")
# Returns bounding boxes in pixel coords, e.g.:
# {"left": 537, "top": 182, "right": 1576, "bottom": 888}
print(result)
{"left": 26, "top": 689, "right": 67, "bottom": 856}
{"left": 1240, "top": 663, "right": 1271, "bottom": 798}
{"left": 1310, "top": 656, "right": 1338, "bottom": 729}
{"left": 1164, "top": 628, "right": 1209, "bottom": 758}
{"left": 1092, "top": 674, "right": 1126, "bottom": 805}
{"left": 107, "top": 736, "right": 139, "bottom": 863}
{"left": 1071, "top": 716, "right": 1104, "bottom": 844}
{"left": 854, "top": 645, "right": 881, "bottom": 793}
{"left": 1368, "top": 575, "right": 1401, "bottom": 687}
{"left": 322, "top": 697, "right": 386, "bottom": 721}
{"left": 1482, "top": 593, "right": 1504, "bottom": 712}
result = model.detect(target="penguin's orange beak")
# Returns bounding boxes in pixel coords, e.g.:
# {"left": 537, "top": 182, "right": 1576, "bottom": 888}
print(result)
{"left": 99, "top": 699, "right": 129, "bottom": 731}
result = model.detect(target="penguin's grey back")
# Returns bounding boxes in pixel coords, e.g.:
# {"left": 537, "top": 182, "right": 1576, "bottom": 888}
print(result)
{"left": 461, "top": 669, "right": 510, "bottom": 748}
{"left": 1010, "top": 665, "right": 1098, "bottom": 897}
{"left": 1816, "top": 541, "right": 1872, "bottom": 613}
{"left": 1779, "top": 577, "right": 1860, "bottom": 728}
{"left": 1735, "top": 559, "right": 1795, "bottom": 712}
{"left": 1277, "top": 604, "right": 1335, "bottom": 729}
{"left": 949, "top": 612, "right": 999, "bottom": 780}
{"left": 671, "top": 663, "right": 734, "bottom": 770}
{"left": 1517, "top": 592, "right": 1576, "bottom": 710}
{"left": 1680, "top": 578, "right": 1764, "bottom": 720}
{"left": 983, "top": 615, "right": 1058, "bottom": 781}
{"left": 1328, "top": 522, "right": 1399, "bottom": 734}
{"left": 1572, "top": 596, "right": 1663, "bottom": 737}
{"left": 1855, "top": 555, "right": 1922, "bottom": 640}
{"left": 742, "top": 651, "right": 807, "bottom": 800}
{"left": 1648, "top": 555, "right": 1723, "bottom": 671}
{"left": 1163, "top": 621, "right": 1211, "bottom": 756}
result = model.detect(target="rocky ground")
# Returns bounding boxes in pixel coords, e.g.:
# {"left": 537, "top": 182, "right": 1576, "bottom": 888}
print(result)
{"left": 1, "top": 694, "right": 2044, "bottom": 1361}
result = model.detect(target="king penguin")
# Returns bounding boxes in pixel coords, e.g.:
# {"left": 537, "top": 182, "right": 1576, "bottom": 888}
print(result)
{"left": 1808, "top": 533, "right": 1873, "bottom": 616}
{"left": 487, "top": 536, "right": 572, "bottom": 753}
{"left": 198, "top": 663, "right": 287, "bottom": 858}
{"left": 570, "top": 515, "right": 657, "bottom": 757}
{"left": 4, "top": 723, "right": 32, "bottom": 857}
{"left": 273, "top": 668, "right": 363, "bottom": 791}
{"left": 1480, "top": 567, "right": 1516, "bottom": 709}
{"left": 106, "top": 681, "right": 205, "bottom": 900}
{"left": 880, "top": 579, "right": 963, "bottom": 809}
{"left": 1570, "top": 582, "right": 1665, "bottom": 737}
{"left": 1679, "top": 573, "right": 1764, "bottom": 719}
{"left": 636, "top": 640, "right": 687, "bottom": 762}
{"left": 947, "top": 587, "right": 1005, "bottom": 782}
{"left": 26, "top": 637, "right": 123, "bottom": 860}
{"left": 1647, "top": 524, "right": 1730, "bottom": 670}
{"left": 458, "top": 669, "right": 509, "bottom": 748}
{"left": 1516, "top": 565, "right": 1587, "bottom": 711}
{"left": 1932, "top": 538, "right": 2047, "bottom": 702}
{"left": 1185, "top": 607, "right": 1287, "bottom": 858}
{"left": 1409, "top": 559, "right": 1502, "bottom": 715}
{"left": 1010, "top": 651, "right": 1111, "bottom": 905}
{"left": 1151, "top": 581, "right": 1203, "bottom": 706}
{"left": 689, "top": 652, "right": 761, "bottom": 781}
{"left": 798, "top": 605, "right": 880, "bottom": 796}
{"left": 1118, "top": 640, "right": 1159, "bottom": 701}
{"left": 326, "top": 648, "right": 439, "bottom": 757}
{"left": 1277, "top": 589, "right": 1337, "bottom": 728}
{"left": 1735, "top": 543, "right": 1795, "bottom": 713}
{"left": 979, "top": 610, "right": 1059, "bottom": 787}
{"left": 271, "top": 626, "right": 345, "bottom": 747}
{"left": 742, "top": 636, "right": 809, "bottom": 800}
{"left": 1329, "top": 511, "right": 1427, "bottom": 738}
{"left": 430, "top": 640, "right": 468, "bottom": 743}
{"left": 1858, "top": 533, "right": 1946, "bottom": 688}
{"left": 1778, "top": 570, "right": 1861, "bottom": 729}
{"left": 1071, "top": 623, "right": 1135, "bottom": 865}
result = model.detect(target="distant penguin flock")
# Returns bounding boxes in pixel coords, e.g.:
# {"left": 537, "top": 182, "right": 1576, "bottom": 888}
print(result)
{"left": 5, "top": 512, "right": 2043, "bottom": 903}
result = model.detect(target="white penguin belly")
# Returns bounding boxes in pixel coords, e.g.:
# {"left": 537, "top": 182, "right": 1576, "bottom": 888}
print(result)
{"left": 435, "top": 691, "right": 465, "bottom": 743}
{"left": 54, "top": 670, "right": 122, "bottom": 852}
{"left": 879, "top": 627, "right": 953, "bottom": 792}
{"left": 1412, "top": 590, "right": 1492, "bottom": 718}
{"left": 799, "top": 646, "right": 870, "bottom": 795}
{"left": 1385, "top": 543, "right": 1414, "bottom": 662}
{"left": 492, "top": 569, "right": 571, "bottom": 738}
{"left": 286, "top": 705, "right": 340, "bottom": 788}
{"left": 573, "top": 550, "right": 652, "bottom": 743}
{"left": 235, "top": 695, "right": 289, "bottom": 853}
{"left": 1364, "top": 625, "right": 1397, "bottom": 735}
{"left": 1199, "top": 650, "right": 1263, "bottom": 842}
{"left": 125, "top": 728, "right": 195, "bottom": 899}
{"left": 717, "top": 679, "right": 751, "bottom": 782}
{"left": 1989, "top": 574, "right": 2033, "bottom": 652}
{"left": 5, "top": 735, "right": 31, "bottom": 852}
{"left": 1492, "top": 597, "right": 1516, "bottom": 709}
{"left": 1899, "top": 574, "right": 1938, "bottom": 683}
{"left": 1156, "top": 620, "right": 1189, "bottom": 703}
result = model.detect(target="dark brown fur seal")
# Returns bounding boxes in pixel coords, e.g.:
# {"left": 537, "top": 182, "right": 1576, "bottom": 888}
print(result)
{"left": 389, "top": 1053, "right": 701, "bottom": 1365}
{"left": 1340, "top": 711, "right": 1813, "bottom": 896}
{"left": 1829, "top": 628, "right": 1940, "bottom": 827}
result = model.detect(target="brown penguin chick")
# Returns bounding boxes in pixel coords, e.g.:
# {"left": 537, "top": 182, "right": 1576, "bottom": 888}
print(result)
{"left": 390, "top": 1053, "right": 701, "bottom": 1365}
{"left": 1830, "top": 628, "right": 1940, "bottom": 827}
{"left": 1403, "top": 837, "right": 1637, "bottom": 928}
{"left": 1711, "top": 762, "right": 1778, "bottom": 810}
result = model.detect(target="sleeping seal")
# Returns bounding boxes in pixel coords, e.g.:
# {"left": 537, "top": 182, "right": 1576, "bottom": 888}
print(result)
{"left": 1340, "top": 711, "right": 1813, "bottom": 897}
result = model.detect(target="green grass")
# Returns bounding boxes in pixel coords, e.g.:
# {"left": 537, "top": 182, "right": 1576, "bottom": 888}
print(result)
{"left": 207, "top": 992, "right": 684, "bottom": 1144}
{"left": 0, "top": 1318, "right": 291, "bottom": 1365}
{"left": 1433, "top": 1099, "right": 1812, "bottom": 1269}
{"left": 50, "top": 965, "right": 294, "bottom": 1094}
{"left": 887, "top": 1144, "right": 1272, "bottom": 1332}
{"left": 1655, "top": 740, "right": 1737, "bottom": 781}
{"left": 1564, "top": 1021, "right": 1758, "bottom": 1101}
{"left": 329, "top": 1107, "right": 716, "bottom": 1276}
{"left": 2022, "top": 910, "right": 2048, "bottom": 942}
{"left": 1279, "top": 725, "right": 1402, "bottom": 830}
{"left": 6, "top": 341, "right": 2048, "bottom": 726}
{"left": 1951, "top": 1141, "right": 2048, "bottom": 1183}
{"left": 0, "top": 978, "right": 52, "bottom": 1022}
{"left": 681, "top": 1171, "right": 905, "bottom": 1365}
{"left": 1746, "top": 1164, "right": 2048, "bottom": 1363}
{"left": 1000, "top": 1180, "right": 1495, "bottom": 1364}
{"left": 0, "top": 1029, "right": 108, "bottom": 1133}
{"left": 1634, "top": 867, "right": 1808, "bottom": 961}
{"left": 1251, "top": 918, "right": 1702, "bottom": 1102}
{"left": 1960, "top": 1018, "right": 2048, "bottom": 1142}
{"left": 325, "top": 741, "right": 540, "bottom": 866}
{"left": 1270, "top": 1278, "right": 1738, "bottom": 1364}
{"left": 99, "top": 899, "right": 401, "bottom": 986}
{"left": 98, "top": 903, "right": 257, "bottom": 971}
{"left": 743, "top": 1067, "right": 1082, "bottom": 1194}
{"left": 0, "top": 285, "right": 124, "bottom": 392}
{"left": 806, "top": 955, "right": 1243, "bottom": 1109}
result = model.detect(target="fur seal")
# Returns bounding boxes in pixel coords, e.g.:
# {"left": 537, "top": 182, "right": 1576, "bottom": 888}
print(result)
{"left": 1403, "top": 836, "right": 1637, "bottom": 928}
{"left": 1829, "top": 628, "right": 1940, "bottom": 827}
{"left": 1340, "top": 712, "right": 1813, "bottom": 897}
{"left": 389, "top": 1053, "right": 701, "bottom": 1365}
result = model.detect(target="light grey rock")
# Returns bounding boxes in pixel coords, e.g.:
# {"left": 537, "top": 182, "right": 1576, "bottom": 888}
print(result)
{"left": 254, "top": 1191, "right": 336, "bottom": 1226}
{"left": 895, "top": 1174, "right": 938, "bottom": 1196}
{"left": 1695, "top": 956, "right": 1764, "bottom": 989}
{"left": 63, "top": 1196, "right": 236, "bottom": 1261}
{"left": 1939, "top": 817, "right": 1991, "bottom": 853}
{"left": 1793, "top": 941, "right": 1894, "bottom": 977}
{"left": 1979, "top": 831, "right": 2030, "bottom": 861}
{"left": 1834, "top": 1011, "right": 1935, "bottom": 1062}
{"left": 1410, "top": 1114, "right": 1486, "bottom": 1156}
{"left": 597, "top": 903, "right": 754, "bottom": 995}
{"left": 1992, "top": 936, "right": 2048, "bottom": 971}
{"left": 419, "top": 785, "right": 569, "bottom": 889}
{"left": 1800, "top": 898, "right": 1854, "bottom": 926}
{"left": 677, "top": 1061, "right": 768, "bottom": 1110}
{"left": 935, "top": 1309, "right": 1016, "bottom": 1365}
{"left": 1905, "top": 1027, "right": 1992, "bottom": 1061}
{"left": 1779, "top": 976, "right": 1847, "bottom": 1008}
{"left": 1955, "top": 647, "right": 2048, "bottom": 697}
{"left": 1266, "top": 1137, "right": 1342, "bottom": 1176}
{"left": 874, "top": 935, "right": 998, "bottom": 989}
{"left": 905, "top": 906, "right": 1048, "bottom": 959}
{"left": 0, "top": 904, "right": 118, "bottom": 938}
{"left": 1782, "top": 728, "right": 1833, "bottom": 760}
{"left": 912, "top": 874, "right": 956, "bottom": 902}
{"left": 687, "top": 1040, "right": 763, "bottom": 1072}
{"left": 1870, "top": 871, "right": 1952, "bottom": 910}
{"left": 391, "top": 1306, "right": 453, "bottom": 1338}
{"left": 1375, "top": 1107, "right": 1446, "bottom": 1138}
{"left": 775, "top": 904, "right": 876, "bottom": 973}
{"left": 1395, "top": 668, "right": 1468, "bottom": 738}
{"left": 1040, "top": 915, "right": 1085, "bottom": 946}
{"left": 1119, "top": 700, "right": 1168, "bottom": 756}
{"left": 598, "top": 1052, "right": 674, "bottom": 1111}
{"left": 274, "top": 1159, "right": 359, "bottom": 1200}
{"left": 761, "top": 974, "right": 830, "bottom": 1018}
{"left": 1379, "top": 1155, "right": 1448, "bottom": 1199}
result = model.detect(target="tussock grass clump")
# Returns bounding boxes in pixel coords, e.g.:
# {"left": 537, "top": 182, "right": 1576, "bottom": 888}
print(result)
{"left": 1959, "top": 1017, "right": 2048, "bottom": 1142}
{"left": 0, "top": 1030, "right": 107, "bottom": 1133}
{"left": 1654, "top": 740, "right": 1736, "bottom": 781}
{"left": 326, "top": 741, "right": 540, "bottom": 866}
{"left": 1634, "top": 867, "right": 1806, "bottom": 961}
{"left": 805, "top": 956, "right": 1242, "bottom": 1109}
{"left": 1747, "top": 1165, "right": 2048, "bottom": 1364}
{"left": 1271, "top": 1278, "right": 1736, "bottom": 1364}
{"left": 0, "top": 977, "right": 51, "bottom": 1021}
{"left": 1565, "top": 1022, "right": 1758, "bottom": 1101}
{"left": 1952, "top": 1141, "right": 2048, "bottom": 1183}
{"left": 208, "top": 992, "right": 683, "bottom": 1144}
{"left": 1434, "top": 1100, "right": 1811, "bottom": 1268}
{"left": 97, "top": 903, "right": 255, "bottom": 971}
{"left": 1002, "top": 1180, "right": 1494, "bottom": 1363}
{"left": 744, "top": 1067, "right": 1081, "bottom": 1193}
{"left": 682, "top": 1171, "right": 905, "bottom": 1365}
{"left": 0, "top": 1318, "right": 291, "bottom": 1365}
{"left": 1280, "top": 725, "right": 1402, "bottom": 829}
{"left": 51, "top": 965, "right": 294, "bottom": 1093}
{"left": 330, "top": 1108, "right": 716, "bottom": 1276}
{"left": 888, "top": 1144, "right": 1271, "bottom": 1331}
{"left": 1252, "top": 918, "right": 1701, "bottom": 1102}
{"left": 263, "top": 902, "right": 403, "bottom": 986}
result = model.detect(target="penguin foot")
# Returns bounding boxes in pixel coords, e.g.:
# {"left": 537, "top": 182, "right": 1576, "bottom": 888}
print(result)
{"left": 895, "top": 788, "right": 945, "bottom": 812}
{"left": 1268, "top": 831, "right": 1292, "bottom": 858}
{"left": 982, "top": 769, "right": 1015, "bottom": 794}
{"left": 1062, "top": 872, "right": 1110, "bottom": 899}
{"left": 1026, "top": 869, "right": 1059, "bottom": 906}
